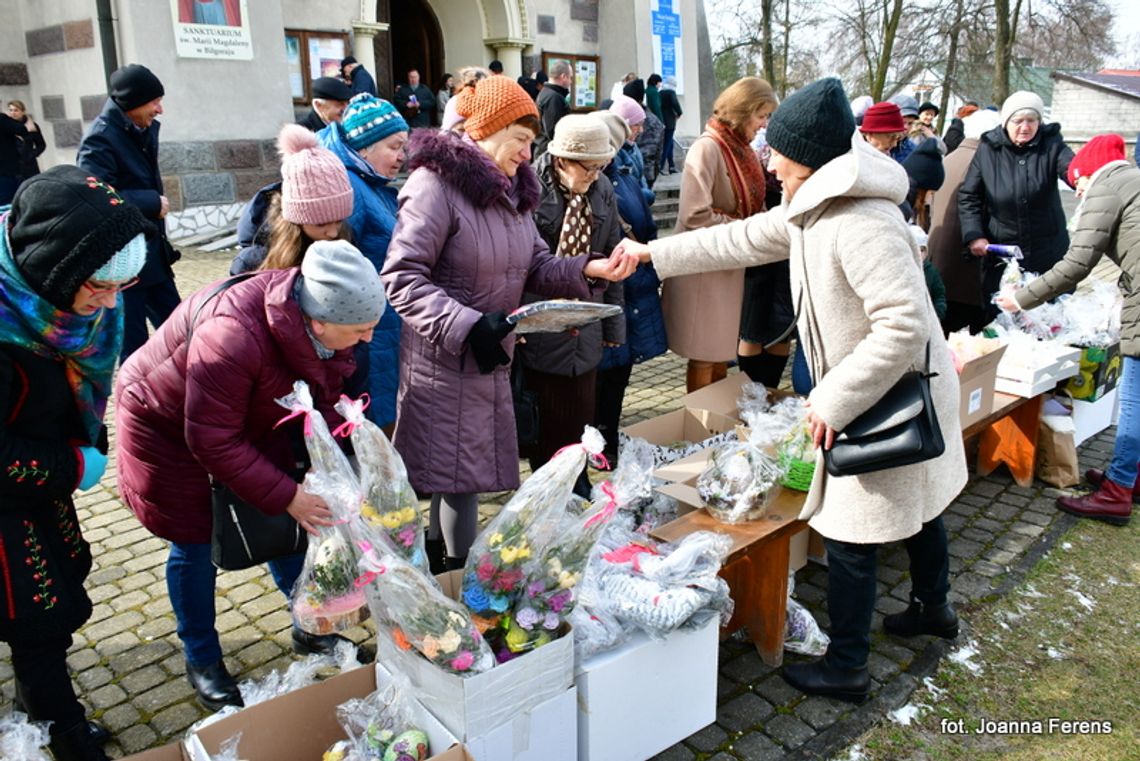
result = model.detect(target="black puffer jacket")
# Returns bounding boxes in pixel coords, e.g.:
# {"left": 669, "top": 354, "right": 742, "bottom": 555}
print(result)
{"left": 958, "top": 122, "right": 1075, "bottom": 277}
{"left": 516, "top": 152, "right": 625, "bottom": 377}
{"left": 0, "top": 346, "right": 94, "bottom": 641}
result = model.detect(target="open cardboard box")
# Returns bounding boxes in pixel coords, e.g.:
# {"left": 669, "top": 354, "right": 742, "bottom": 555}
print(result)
{"left": 375, "top": 570, "right": 574, "bottom": 743}
{"left": 184, "top": 665, "right": 461, "bottom": 761}
{"left": 957, "top": 340, "right": 1007, "bottom": 429}
{"left": 122, "top": 744, "right": 186, "bottom": 761}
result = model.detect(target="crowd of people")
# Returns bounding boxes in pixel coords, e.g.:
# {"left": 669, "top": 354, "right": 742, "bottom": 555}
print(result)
{"left": 1, "top": 54, "right": 1137, "bottom": 760}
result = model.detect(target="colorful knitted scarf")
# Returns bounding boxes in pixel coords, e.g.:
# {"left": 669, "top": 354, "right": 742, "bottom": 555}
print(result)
{"left": 0, "top": 211, "right": 123, "bottom": 444}
{"left": 705, "top": 118, "right": 767, "bottom": 218}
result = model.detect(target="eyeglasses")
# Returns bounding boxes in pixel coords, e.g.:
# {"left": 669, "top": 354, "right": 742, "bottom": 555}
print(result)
{"left": 81, "top": 277, "right": 139, "bottom": 296}
{"left": 571, "top": 160, "right": 607, "bottom": 175}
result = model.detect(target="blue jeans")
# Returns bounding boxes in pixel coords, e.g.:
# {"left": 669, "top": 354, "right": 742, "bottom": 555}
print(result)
{"left": 1106, "top": 355, "right": 1140, "bottom": 488}
{"left": 792, "top": 339, "right": 813, "bottom": 395}
{"left": 823, "top": 516, "right": 950, "bottom": 670}
{"left": 659, "top": 127, "right": 677, "bottom": 171}
{"left": 167, "top": 542, "right": 304, "bottom": 666}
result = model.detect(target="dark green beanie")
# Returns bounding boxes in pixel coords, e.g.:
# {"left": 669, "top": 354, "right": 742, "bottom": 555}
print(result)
{"left": 766, "top": 77, "right": 854, "bottom": 170}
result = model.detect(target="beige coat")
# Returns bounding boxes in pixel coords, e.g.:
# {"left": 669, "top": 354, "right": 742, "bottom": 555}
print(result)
{"left": 649, "top": 134, "right": 968, "bottom": 544}
{"left": 928, "top": 137, "right": 982, "bottom": 306}
{"left": 661, "top": 133, "right": 745, "bottom": 361}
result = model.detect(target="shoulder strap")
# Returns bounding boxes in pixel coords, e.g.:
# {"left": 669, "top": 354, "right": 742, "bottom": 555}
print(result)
{"left": 186, "top": 273, "right": 257, "bottom": 341}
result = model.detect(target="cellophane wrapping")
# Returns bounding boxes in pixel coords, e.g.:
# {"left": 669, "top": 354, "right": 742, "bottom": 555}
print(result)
{"left": 335, "top": 395, "right": 429, "bottom": 575}
{"left": 326, "top": 675, "right": 429, "bottom": 761}
{"left": 459, "top": 426, "right": 606, "bottom": 624}
{"left": 358, "top": 547, "right": 495, "bottom": 676}
{"left": 0, "top": 713, "right": 51, "bottom": 761}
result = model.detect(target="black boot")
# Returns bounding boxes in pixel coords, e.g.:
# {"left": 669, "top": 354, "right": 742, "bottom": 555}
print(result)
{"left": 292, "top": 628, "right": 376, "bottom": 663}
{"left": 883, "top": 597, "right": 959, "bottom": 639}
{"left": 425, "top": 533, "right": 447, "bottom": 575}
{"left": 13, "top": 688, "right": 110, "bottom": 747}
{"left": 573, "top": 469, "right": 593, "bottom": 500}
{"left": 185, "top": 659, "right": 243, "bottom": 711}
{"left": 48, "top": 720, "right": 111, "bottom": 761}
{"left": 445, "top": 555, "right": 467, "bottom": 572}
{"left": 737, "top": 352, "right": 790, "bottom": 388}
{"left": 781, "top": 658, "right": 870, "bottom": 704}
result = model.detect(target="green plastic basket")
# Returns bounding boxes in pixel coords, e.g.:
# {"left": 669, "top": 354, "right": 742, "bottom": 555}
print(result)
{"left": 780, "top": 455, "right": 815, "bottom": 491}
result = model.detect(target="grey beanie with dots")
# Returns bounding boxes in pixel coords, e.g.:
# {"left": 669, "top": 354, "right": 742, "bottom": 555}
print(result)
{"left": 298, "top": 240, "right": 385, "bottom": 325}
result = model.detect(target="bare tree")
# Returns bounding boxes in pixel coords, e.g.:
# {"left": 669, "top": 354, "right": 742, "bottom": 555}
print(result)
{"left": 708, "top": 0, "right": 820, "bottom": 96}
{"left": 937, "top": 0, "right": 968, "bottom": 132}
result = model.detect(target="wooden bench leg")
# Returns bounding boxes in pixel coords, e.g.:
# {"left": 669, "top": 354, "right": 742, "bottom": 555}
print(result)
{"left": 977, "top": 395, "right": 1044, "bottom": 487}
{"left": 747, "top": 537, "right": 790, "bottom": 667}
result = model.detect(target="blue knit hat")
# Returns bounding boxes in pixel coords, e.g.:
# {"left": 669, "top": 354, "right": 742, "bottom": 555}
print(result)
{"left": 341, "top": 93, "right": 408, "bottom": 152}
{"left": 90, "top": 233, "right": 147, "bottom": 282}
{"left": 766, "top": 77, "right": 855, "bottom": 171}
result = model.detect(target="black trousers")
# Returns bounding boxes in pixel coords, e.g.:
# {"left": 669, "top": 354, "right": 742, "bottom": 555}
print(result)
{"left": 9, "top": 630, "right": 86, "bottom": 731}
{"left": 595, "top": 363, "right": 633, "bottom": 457}
{"left": 120, "top": 276, "right": 182, "bottom": 361}
{"left": 822, "top": 516, "right": 950, "bottom": 670}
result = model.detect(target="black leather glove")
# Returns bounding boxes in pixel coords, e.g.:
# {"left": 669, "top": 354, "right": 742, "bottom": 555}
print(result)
{"left": 467, "top": 311, "right": 515, "bottom": 374}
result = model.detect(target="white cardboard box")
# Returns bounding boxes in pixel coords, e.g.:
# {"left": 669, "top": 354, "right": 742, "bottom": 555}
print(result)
{"left": 184, "top": 665, "right": 460, "bottom": 761}
{"left": 375, "top": 571, "right": 575, "bottom": 741}
{"left": 1072, "top": 388, "right": 1119, "bottom": 446}
{"left": 576, "top": 615, "right": 719, "bottom": 761}
{"left": 463, "top": 687, "right": 576, "bottom": 761}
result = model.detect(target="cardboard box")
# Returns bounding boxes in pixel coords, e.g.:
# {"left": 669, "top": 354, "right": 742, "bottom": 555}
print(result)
{"left": 677, "top": 371, "right": 753, "bottom": 417}
{"left": 1072, "top": 388, "right": 1119, "bottom": 446}
{"left": 576, "top": 615, "right": 718, "bottom": 761}
{"left": 184, "top": 665, "right": 459, "bottom": 761}
{"left": 1065, "top": 342, "right": 1122, "bottom": 401}
{"left": 957, "top": 341, "right": 1008, "bottom": 428}
{"left": 807, "top": 528, "right": 827, "bottom": 566}
{"left": 620, "top": 408, "right": 739, "bottom": 467}
{"left": 995, "top": 343, "right": 1081, "bottom": 398}
{"left": 462, "top": 688, "right": 576, "bottom": 761}
{"left": 375, "top": 571, "right": 574, "bottom": 742}
{"left": 652, "top": 448, "right": 713, "bottom": 486}
{"left": 122, "top": 744, "right": 186, "bottom": 761}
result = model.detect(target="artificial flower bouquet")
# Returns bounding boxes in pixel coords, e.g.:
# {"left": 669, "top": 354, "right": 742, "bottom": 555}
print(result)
{"left": 324, "top": 678, "right": 430, "bottom": 761}
{"left": 358, "top": 546, "right": 494, "bottom": 676}
{"left": 335, "top": 396, "right": 429, "bottom": 575}
{"left": 460, "top": 426, "right": 607, "bottom": 625}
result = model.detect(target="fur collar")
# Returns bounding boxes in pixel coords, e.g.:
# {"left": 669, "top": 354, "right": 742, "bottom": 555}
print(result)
{"left": 407, "top": 129, "right": 542, "bottom": 213}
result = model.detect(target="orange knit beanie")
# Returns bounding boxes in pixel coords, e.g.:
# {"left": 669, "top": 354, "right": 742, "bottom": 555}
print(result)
{"left": 457, "top": 76, "right": 539, "bottom": 140}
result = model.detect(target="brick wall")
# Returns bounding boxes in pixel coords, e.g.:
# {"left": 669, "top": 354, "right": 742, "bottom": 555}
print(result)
{"left": 159, "top": 139, "right": 280, "bottom": 213}
{"left": 1052, "top": 80, "right": 1140, "bottom": 160}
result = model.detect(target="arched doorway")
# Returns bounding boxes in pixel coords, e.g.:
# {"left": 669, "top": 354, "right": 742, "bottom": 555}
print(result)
{"left": 389, "top": 0, "right": 444, "bottom": 114}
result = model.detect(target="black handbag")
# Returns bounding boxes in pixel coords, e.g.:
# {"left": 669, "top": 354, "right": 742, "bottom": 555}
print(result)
{"left": 210, "top": 481, "right": 307, "bottom": 570}
{"left": 187, "top": 274, "right": 308, "bottom": 570}
{"left": 511, "top": 360, "right": 540, "bottom": 451}
{"left": 822, "top": 343, "right": 945, "bottom": 476}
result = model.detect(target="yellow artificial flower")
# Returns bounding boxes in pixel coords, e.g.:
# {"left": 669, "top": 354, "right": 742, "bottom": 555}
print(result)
{"left": 505, "top": 624, "right": 531, "bottom": 652}
{"left": 360, "top": 500, "right": 380, "bottom": 522}
{"left": 489, "top": 532, "right": 504, "bottom": 548}
{"left": 421, "top": 635, "right": 440, "bottom": 660}
{"left": 438, "top": 628, "right": 462, "bottom": 654}
{"left": 399, "top": 506, "right": 417, "bottom": 524}
{"left": 500, "top": 546, "right": 519, "bottom": 564}
{"left": 379, "top": 511, "right": 404, "bottom": 530}
{"left": 516, "top": 544, "right": 531, "bottom": 560}
{"left": 558, "top": 570, "right": 580, "bottom": 589}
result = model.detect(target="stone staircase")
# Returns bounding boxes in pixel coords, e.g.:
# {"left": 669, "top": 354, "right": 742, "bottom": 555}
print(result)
{"left": 651, "top": 172, "right": 682, "bottom": 234}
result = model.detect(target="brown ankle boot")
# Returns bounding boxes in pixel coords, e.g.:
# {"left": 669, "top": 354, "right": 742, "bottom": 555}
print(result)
{"left": 1057, "top": 479, "right": 1133, "bottom": 525}
{"left": 1083, "top": 469, "right": 1140, "bottom": 503}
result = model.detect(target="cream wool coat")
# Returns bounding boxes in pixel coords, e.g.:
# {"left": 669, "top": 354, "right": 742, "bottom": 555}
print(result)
{"left": 649, "top": 134, "right": 968, "bottom": 544}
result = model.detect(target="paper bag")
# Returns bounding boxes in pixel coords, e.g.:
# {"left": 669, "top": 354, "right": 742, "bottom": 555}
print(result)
{"left": 1036, "top": 414, "right": 1079, "bottom": 488}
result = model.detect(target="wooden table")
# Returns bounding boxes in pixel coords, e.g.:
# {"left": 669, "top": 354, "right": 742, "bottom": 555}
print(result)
{"left": 966, "top": 392, "right": 1047, "bottom": 487}
{"left": 652, "top": 490, "right": 808, "bottom": 666}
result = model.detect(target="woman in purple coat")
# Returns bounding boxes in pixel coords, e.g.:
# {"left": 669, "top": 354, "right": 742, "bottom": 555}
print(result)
{"left": 381, "top": 77, "right": 635, "bottom": 570}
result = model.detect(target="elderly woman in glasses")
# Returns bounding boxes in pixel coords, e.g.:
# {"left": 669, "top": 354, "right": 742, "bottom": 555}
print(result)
{"left": 958, "top": 90, "right": 1075, "bottom": 317}
{"left": 0, "top": 166, "right": 151, "bottom": 761}
{"left": 518, "top": 114, "right": 625, "bottom": 495}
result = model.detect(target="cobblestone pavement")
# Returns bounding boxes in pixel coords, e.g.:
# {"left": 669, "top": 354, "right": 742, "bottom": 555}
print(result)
{"left": 0, "top": 246, "right": 1115, "bottom": 760}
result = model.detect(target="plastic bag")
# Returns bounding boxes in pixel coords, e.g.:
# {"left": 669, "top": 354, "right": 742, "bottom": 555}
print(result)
{"left": 1054, "top": 280, "right": 1122, "bottom": 347}
{"left": 358, "top": 547, "right": 495, "bottom": 676}
{"left": 209, "top": 733, "right": 243, "bottom": 761}
{"left": 592, "top": 436, "right": 679, "bottom": 534}
{"left": 496, "top": 485, "right": 618, "bottom": 658}
{"left": 330, "top": 677, "right": 429, "bottom": 761}
{"left": 277, "top": 382, "right": 370, "bottom": 634}
{"left": 461, "top": 427, "right": 606, "bottom": 622}
{"left": 335, "top": 396, "right": 429, "bottom": 575}
{"left": 991, "top": 259, "right": 1066, "bottom": 340}
{"left": 785, "top": 598, "right": 829, "bottom": 656}
{"left": 698, "top": 390, "right": 802, "bottom": 523}
{"left": 0, "top": 712, "right": 51, "bottom": 761}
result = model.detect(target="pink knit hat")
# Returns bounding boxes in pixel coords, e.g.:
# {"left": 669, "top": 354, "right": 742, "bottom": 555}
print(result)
{"left": 609, "top": 94, "right": 646, "bottom": 127}
{"left": 276, "top": 124, "right": 354, "bottom": 225}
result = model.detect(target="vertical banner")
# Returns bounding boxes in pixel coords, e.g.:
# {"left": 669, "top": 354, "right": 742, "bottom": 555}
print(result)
{"left": 575, "top": 59, "right": 598, "bottom": 109}
{"left": 171, "top": 0, "right": 253, "bottom": 60}
{"left": 651, "top": 0, "right": 684, "bottom": 94}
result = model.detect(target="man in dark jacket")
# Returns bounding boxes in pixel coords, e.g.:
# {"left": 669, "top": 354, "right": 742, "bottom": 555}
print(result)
{"left": 658, "top": 76, "right": 683, "bottom": 174}
{"left": 77, "top": 63, "right": 181, "bottom": 360}
{"left": 958, "top": 90, "right": 1074, "bottom": 316}
{"left": 394, "top": 68, "right": 436, "bottom": 129}
{"left": 341, "top": 56, "right": 378, "bottom": 97}
{"left": 296, "top": 76, "right": 353, "bottom": 132}
{"left": 534, "top": 60, "right": 572, "bottom": 157}
{"left": 0, "top": 110, "right": 37, "bottom": 204}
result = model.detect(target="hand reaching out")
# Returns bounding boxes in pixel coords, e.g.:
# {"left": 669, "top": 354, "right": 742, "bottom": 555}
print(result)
{"left": 286, "top": 483, "right": 335, "bottom": 536}
{"left": 613, "top": 237, "right": 653, "bottom": 264}
{"left": 584, "top": 250, "right": 639, "bottom": 281}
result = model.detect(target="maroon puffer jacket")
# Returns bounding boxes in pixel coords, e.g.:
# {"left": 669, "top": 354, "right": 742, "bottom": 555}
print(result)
{"left": 114, "top": 270, "right": 356, "bottom": 545}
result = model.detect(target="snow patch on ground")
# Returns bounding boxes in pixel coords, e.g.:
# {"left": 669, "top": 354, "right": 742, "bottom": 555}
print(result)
{"left": 1068, "top": 588, "right": 1096, "bottom": 612}
{"left": 1020, "top": 583, "right": 1044, "bottom": 598}
{"left": 1045, "top": 646, "right": 1066, "bottom": 660}
{"left": 1062, "top": 542, "right": 1072, "bottom": 550}
{"left": 949, "top": 641, "right": 984, "bottom": 675}
{"left": 833, "top": 743, "right": 869, "bottom": 760}
{"left": 922, "top": 676, "right": 945, "bottom": 700}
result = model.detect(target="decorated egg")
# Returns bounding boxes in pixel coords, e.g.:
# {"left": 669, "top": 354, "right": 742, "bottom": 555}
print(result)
{"left": 382, "top": 728, "right": 429, "bottom": 761}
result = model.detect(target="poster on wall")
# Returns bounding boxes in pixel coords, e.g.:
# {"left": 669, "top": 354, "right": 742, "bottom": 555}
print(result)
{"left": 170, "top": 0, "right": 253, "bottom": 60}
{"left": 650, "top": 0, "right": 683, "bottom": 94}
{"left": 574, "top": 60, "right": 597, "bottom": 109}
{"left": 285, "top": 35, "right": 304, "bottom": 100}
{"left": 307, "top": 36, "right": 347, "bottom": 80}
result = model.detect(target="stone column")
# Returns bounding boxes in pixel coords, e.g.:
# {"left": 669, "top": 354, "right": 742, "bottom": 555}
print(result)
{"left": 485, "top": 39, "right": 531, "bottom": 79}
{"left": 351, "top": 20, "right": 388, "bottom": 75}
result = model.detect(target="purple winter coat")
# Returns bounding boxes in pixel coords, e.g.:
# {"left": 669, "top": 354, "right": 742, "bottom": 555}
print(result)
{"left": 115, "top": 270, "right": 356, "bottom": 544}
{"left": 381, "top": 129, "right": 599, "bottom": 494}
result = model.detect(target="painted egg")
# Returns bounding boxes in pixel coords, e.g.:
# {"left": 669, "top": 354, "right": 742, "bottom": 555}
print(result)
{"left": 382, "top": 728, "right": 430, "bottom": 761}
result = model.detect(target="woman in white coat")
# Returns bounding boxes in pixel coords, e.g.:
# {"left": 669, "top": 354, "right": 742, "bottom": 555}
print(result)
{"left": 619, "top": 78, "right": 968, "bottom": 703}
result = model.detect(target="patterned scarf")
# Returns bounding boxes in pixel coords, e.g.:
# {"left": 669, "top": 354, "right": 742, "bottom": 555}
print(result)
{"left": 556, "top": 180, "right": 593, "bottom": 259}
{"left": 0, "top": 212, "right": 123, "bottom": 444}
{"left": 705, "top": 118, "right": 767, "bottom": 218}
